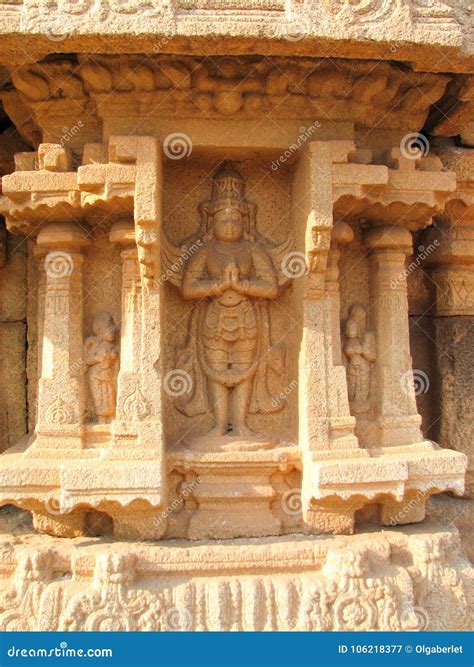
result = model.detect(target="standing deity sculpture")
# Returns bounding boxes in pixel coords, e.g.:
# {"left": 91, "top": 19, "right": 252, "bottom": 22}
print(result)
{"left": 84, "top": 312, "right": 119, "bottom": 423}
{"left": 162, "top": 162, "right": 293, "bottom": 443}
{"left": 343, "top": 304, "right": 376, "bottom": 416}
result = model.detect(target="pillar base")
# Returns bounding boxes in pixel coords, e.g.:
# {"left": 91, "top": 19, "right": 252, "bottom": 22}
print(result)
{"left": 378, "top": 491, "right": 427, "bottom": 526}
{"left": 304, "top": 499, "right": 355, "bottom": 535}
{"left": 302, "top": 441, "right": 467, "bottom": 528}
{"left": 112, "top": 504, "right": 165, "bottom": 541}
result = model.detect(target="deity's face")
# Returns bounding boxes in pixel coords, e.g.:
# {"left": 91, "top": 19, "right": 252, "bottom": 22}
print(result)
{"left": 92, "top": 315, "right": 115, "bottom": 342}
{"left": 212, "top": 207, "right": 244, "bottom": 242}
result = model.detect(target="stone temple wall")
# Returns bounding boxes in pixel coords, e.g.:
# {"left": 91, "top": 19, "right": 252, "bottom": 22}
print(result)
{"left": 0, "top": 0, "right": 472, "bottom": 632}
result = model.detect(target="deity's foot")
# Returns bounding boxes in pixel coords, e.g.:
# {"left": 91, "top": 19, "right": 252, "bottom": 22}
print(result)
{"left": 207, "top": 424, "right": 227, "bottom": 437}
{"left": 232, "top": 424, "right": 254, "bottom": 438}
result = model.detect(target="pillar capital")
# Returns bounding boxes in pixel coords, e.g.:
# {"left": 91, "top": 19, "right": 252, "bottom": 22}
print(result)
{"left": 427, "top": 223, "right": 474, "bottom": 267}
{"left": 331, "top": 221, "right": 354, "bottom": 247}
{"left": 364, "top": 225, "right": 412, "bottom": 255}
{"left": 109, "top": 218, "right": 135, "bottom": 247}
{"left": 37, "top": 221, "right": 91, "bottom": 251}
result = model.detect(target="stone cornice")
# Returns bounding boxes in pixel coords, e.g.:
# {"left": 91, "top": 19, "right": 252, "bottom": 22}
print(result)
{"left": 1, "top": 56, "right": 453, "bottom": 141}
{"left": 0, "top": 1, "right": 471, "bottom": 72}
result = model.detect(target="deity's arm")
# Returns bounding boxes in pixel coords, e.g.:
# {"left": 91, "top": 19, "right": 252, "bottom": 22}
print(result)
{"left": 182, "top": 247, "right": 221, "bottom": 299}
{"left": 361, "top": 330, "right": 377, "bottom": 363}
{"left": 84, "top": 338, "right": 98, "bottom": 366}
{"left": 344, "top": 338, "right": 363, "bottom": 358}
{"left": 239, "top": 246, "right": 278, "bottom": 299}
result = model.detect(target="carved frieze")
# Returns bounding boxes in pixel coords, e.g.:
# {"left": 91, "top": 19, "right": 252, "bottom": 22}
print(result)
{"left": 5, "top": 55, "right": 451, "bottom": 132}
{"left": 0, "top": 528, "right": 471, "bottom": 631}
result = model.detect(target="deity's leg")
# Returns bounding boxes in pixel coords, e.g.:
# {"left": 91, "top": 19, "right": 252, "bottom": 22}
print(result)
{"left": 207, "top": 380, "right": 229, "bottom": 436}
{"left": 232, "top": 378, "right": 254, "bottom": 436}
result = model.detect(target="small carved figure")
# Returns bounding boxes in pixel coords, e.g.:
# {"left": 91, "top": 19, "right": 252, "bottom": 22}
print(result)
{"left": 162, "top": 162, "right": 293, "bottom": 438}
{"left": 84, "top": 312, "right": 119, "bottom": 423}
{"left": 343, "top": 304, "right": 376, "bottom": 416}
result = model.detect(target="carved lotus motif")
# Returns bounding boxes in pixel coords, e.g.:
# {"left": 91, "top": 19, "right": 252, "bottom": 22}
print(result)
{"left": 122, "top": 388, "right": 150, "bottom": 420}
{"left": 45, "top": 396, "right": 74, "bottom": 424}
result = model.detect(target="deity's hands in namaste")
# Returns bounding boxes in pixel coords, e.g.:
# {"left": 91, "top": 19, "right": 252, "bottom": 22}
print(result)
{"left": 212, "top": 260, "right": 248, "bottom": 296}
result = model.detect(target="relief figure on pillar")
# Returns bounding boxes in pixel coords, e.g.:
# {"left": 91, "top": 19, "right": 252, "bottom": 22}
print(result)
{"left": 84, "top": 312, "right": 119, "bottom": 423}
{"left": 162, "top": 162, "right": 293, "bottom": 443}
{"left": 343, "top": 304, "right": 376, "bottom": 416}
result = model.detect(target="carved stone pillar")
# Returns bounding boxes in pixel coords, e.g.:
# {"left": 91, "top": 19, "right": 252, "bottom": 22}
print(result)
{"left": 364, "top": 225, "right": 423, "bottom": 447}
{"left": 109, "top": 219, "right": 143, "bottom": 451}
{"left": 34, "top": 222, "right": 90, "bottom": 453}
{"left": 295, "top": 142, "right": 333, "bottom": 458}
{"left": 326, "top": 222, "right": 352, "bottom": 365}
{"left": 295, "top": 143, "right": 366, "bottom": 536}
{"left": 325, "top": 222, "right": 358, "bottom": 450}
{"left": 428, "top": 223, "right": 474, "bottom": 497}
{"left": 30, "top": 246, "right": 47, "bottom": 427}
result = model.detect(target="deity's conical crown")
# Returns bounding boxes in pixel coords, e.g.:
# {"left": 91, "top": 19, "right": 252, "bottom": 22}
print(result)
{"left": 210, "top": 162, "right": 246, "bottom": 212}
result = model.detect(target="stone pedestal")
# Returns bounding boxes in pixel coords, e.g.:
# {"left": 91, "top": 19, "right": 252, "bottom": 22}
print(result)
{"left": 168, "top": 446, "right": 300, "bottom": 540}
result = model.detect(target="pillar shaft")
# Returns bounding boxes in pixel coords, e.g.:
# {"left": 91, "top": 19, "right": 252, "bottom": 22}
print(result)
{"left": 428, "top": 223, "right": 474, "bottom": 496}
{"left": 114, "top": 246, "right": 143, "bottom": 441}
{"left": 35, "top": 223, "right": 90, "bottom": 451}
{"left": 365, "top": 225, "right": 423, "bottom": 447}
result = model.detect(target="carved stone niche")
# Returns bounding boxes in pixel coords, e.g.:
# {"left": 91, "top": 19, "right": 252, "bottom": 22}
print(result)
{"left": 162, "top": 159, "right": 300, "bottom": 539}
{"left": 0, "top": 134, "right": 467, "bottom": 545}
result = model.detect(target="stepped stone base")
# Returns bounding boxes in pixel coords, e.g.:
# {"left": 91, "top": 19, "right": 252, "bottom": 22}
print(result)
{"left": 0, "top": 508, "right": 472, "bottom": 632}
